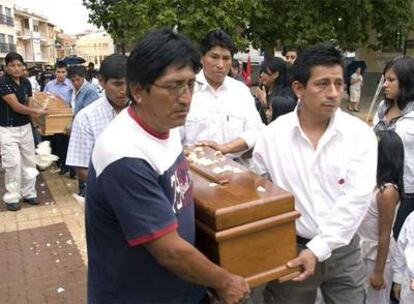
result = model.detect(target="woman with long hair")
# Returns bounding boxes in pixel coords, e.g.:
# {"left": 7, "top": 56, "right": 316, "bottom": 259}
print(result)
{"left": 359, "top": 131, "right": 404, "bottom": 304}
{"left": 255, "top": 57, "right": 296, "bottom": 124}
{"left": 373, "top": 56, "right": 414, "bottom": 239}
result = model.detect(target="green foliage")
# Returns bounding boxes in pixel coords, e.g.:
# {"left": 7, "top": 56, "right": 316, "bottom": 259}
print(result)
{"left": 83, "top": 0, "right": 414, "bottom": 52}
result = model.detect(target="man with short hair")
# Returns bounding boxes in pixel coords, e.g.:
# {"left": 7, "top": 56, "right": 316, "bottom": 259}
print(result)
{"left": 67, "top": 65, "right": 99, "bottom": 192}
{"left": 253, "top": 44, "right": 377, "bottom": 303}
{"left": 0, "top": 52, "right": 47, "bottom": 211}
{"left": 86, "top": 28, "right": 250, "bottom": 303}
{"left": 181, "top": 30, "right": 263, "bottom": 160}
{"left": 43, "top": 62, "right": 73, "bottom": 174}
{"left": 67, "top": 65, "right": 99, "bottom": 116}
{"left": 66, "top": 54, "right": 128, "bottom": 189}
{"left": 44, "top": 62, "right": 72, "bottom": 105}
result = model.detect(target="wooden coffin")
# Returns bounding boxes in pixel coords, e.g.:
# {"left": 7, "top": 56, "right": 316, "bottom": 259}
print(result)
{"left": 187, "top": 146, "right": 301, "bottom": 287}
{"left": 31, "top": 92, "right": 72, "bottom": 136}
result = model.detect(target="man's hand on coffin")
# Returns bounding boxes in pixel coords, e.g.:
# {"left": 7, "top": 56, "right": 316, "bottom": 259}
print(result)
{"left": 287, "top": 248, "right": 316, "bottom": 282}
{"left": 195, "top": 140, "right": 230, "bottom": 155}
{"left": 34, "top": 107, "right": 48, "bottom": 117}
{"left": 215, "top": 273, "right": 250, "bottom": 304}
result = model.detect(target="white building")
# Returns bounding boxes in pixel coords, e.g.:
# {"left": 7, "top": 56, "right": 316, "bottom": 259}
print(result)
{"left": 14, "top": 6, "right": 59, "bottom": 66}
{"left": 76, "top": 31, "right": 115, "bottom": 68}
{"left": 0, "top": 0, "right": 16, "bottom": 65}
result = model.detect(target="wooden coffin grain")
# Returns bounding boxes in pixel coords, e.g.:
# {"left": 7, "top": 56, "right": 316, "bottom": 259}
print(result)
{"left": 31, "top": 92, "right": 72, "bottom": 135}
{"left": 187, "top": 147, "right": 301, "bottom": 287}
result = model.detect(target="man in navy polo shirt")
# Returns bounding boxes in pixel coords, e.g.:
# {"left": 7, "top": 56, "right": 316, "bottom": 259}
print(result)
{"left": 86, "top": 29, "right": 250, "bottom": 303}
{"left": 0, "top": 52, "right": 47, "bottom": 211}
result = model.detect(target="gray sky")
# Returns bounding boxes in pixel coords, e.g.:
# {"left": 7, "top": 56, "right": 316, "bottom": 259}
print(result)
{"left": 15, "top": 0, "right": 97, "bottom": 35}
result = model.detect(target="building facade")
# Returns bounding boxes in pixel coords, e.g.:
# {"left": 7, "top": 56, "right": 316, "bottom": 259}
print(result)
{"left": 14, "top": 6, "right": 58, "bottom": 66}
{"left": 76, "top": 31, "right": 114, "bottom": 68}
{"left": 0, "top": 0, "right": 16, "bottom": 65}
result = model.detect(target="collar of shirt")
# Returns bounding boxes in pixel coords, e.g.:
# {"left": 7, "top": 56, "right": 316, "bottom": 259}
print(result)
{"left": 291, "top": 105, "right": 345, "bottom": 147}
{"left": 75, "top": 79, "right": 88, "bottom": 96}
{"left": 102, "top": 94, "right": 117, "bottom": 118}
{"left": 4, "top": 73, "right": 24, "bottom": 86}
{"left": 53, "top": 79, "right": 70, "bottom": 86}
{"left": 375, "top": 100, "right": 414, "bottom": 132}
{"left": 196, "top": 70, "right": 229, "bottom": 93}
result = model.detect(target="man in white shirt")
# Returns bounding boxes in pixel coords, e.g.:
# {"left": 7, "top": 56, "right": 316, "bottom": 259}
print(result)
{"left": 253, "top": 44, "right": 377, "bottom": 303}
{"left": 181, "top": 30, "right": 263, "bottom": 159}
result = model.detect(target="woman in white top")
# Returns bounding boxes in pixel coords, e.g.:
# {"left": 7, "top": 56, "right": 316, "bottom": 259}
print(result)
{"left": 359, "top": 130, "right": 404, "bottom": 304}
{"left": 373, "top": 56, "right": 414, "bottom": 240}
{"left": 348, "top": 67, "right": 363, "bottom": 112}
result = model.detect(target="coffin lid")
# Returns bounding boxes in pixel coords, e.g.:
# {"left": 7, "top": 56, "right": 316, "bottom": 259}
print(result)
{"left": 188, "top": 147, "right": 295, "bottom": 231}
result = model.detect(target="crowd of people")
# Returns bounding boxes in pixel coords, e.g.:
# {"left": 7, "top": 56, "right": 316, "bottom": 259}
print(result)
{"left": 0, "top": 27, "right": 413, "bottom": 304}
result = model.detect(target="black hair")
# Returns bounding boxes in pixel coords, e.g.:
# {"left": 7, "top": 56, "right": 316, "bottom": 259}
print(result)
{"left": 261, "top": 57, "right": 289, "bottom": 93}
{"left": 55, "top": 61, "right": 67, "bottom": 70}
{"left": 383, "top": 56, "right": 414, "bottom": 111}
{"left": 99, "top": 54, "right": 127, "bottom": 81}
{"left": 5, "top": 52, "right": 24, "bottom": 65}
{"left": 292, "top": 43, "right": 344, "bottom": 86}
{"left": 88, "top": 62, "right": 94, "bottom": 68}
{"left": 282, "top": 46, "right": 300, "bottom": 57}
{"left": 376, "top": 130, "right": 405, "bottom": 198}
{"left": 199, "top": 29, "right": 237, "bottom": 56}
{"left": 127, "top": 28, "right": 201, "bottom": 100}
{"left": 67, "top": 65, "right": 86, "bottom": 79}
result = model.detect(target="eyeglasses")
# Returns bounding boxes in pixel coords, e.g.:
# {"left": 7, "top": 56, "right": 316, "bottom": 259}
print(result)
{"left": 152, "top": 80, "right": 203, "bottom": 96}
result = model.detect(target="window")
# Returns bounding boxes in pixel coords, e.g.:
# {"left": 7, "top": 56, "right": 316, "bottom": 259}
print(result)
{"left": 0, "top": 34, "right": 5, "bottom": 43}
{"left": 33, "top": 24, "right": 39, "bottom": 32}
{"left": 0, "top": 6, "right": 3, "bottom": 14}
{"left": 23, "top": 19, "right": 29, "bottom": 29}
{"left": 5, "top": 7, "right": 11, "bottom": 17}
{"left": 8, "top": 35, "right": 13, "bottom": 44}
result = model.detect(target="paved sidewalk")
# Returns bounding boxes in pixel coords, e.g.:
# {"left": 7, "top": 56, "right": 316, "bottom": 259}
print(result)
{"left": 0, "top": 166, "right": 87, "bottom": 303}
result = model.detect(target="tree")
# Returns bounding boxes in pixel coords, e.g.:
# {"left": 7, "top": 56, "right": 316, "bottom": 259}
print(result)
{"left": 84, "top": 0, "right": 414, "bottom": 55}
{"left": 83, "top": 0, "right": 253, "bottom": 52}
{"left": 248, "top": 0, "right": 414, "bottom": 52}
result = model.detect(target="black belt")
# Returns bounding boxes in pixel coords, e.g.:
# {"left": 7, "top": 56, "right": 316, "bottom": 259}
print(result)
{"left": 0, "top": 122, "right": 29, "bottom": 127}
{"left": 296, "top": 235, "right": 311, "bottom": 245}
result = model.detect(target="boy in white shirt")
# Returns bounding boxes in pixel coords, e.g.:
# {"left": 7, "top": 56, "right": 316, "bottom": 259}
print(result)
{"left": 393, "top": 211, "right": 414, "bottom": 303}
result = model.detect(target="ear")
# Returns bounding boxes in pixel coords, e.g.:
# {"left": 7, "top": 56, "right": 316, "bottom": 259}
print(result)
{"left": 272, "top": 71, "right": 279, "bottom": 80}
{"left": 292, "top": 80, "right": 304, "bottom": 100}
{"left": 129, "top": 83, "right": 143, "bottom": 104}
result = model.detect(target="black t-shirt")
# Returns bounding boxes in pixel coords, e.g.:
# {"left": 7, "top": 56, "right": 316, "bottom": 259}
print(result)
{"left": 0, "top": 73, "right": 33, "bottom": 127}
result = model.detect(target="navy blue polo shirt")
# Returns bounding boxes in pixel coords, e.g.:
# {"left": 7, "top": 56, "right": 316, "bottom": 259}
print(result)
{"left": 86, "top": 107, "right": 206, "bottom": 303}
{"left": 0, "top": 73, "right": 32, "bottom": 127}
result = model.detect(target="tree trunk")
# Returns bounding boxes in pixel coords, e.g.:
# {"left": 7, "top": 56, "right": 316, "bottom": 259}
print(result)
{"left": 263, "top": 46, "right": 274, "bottom": 62}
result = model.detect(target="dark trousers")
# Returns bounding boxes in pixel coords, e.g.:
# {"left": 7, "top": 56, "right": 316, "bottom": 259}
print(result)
{"left": 50, "top": 134, "right": 69, "bottom": 168}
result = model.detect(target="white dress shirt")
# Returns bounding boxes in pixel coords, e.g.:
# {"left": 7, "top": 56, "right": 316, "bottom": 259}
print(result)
{"left": 393, "top": 211, "right": 414, "bottom": 285}
{"left": 181, "top": 71, "right": 264, "bottom": 156}
{"left": 253, "top": 108, "right": 377, "bottom": 262}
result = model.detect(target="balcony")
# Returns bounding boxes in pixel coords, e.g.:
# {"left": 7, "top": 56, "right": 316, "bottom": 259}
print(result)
{"left": 0, "top": 14, "right": 14, "bottom": 27}
{"left": 0, "top": 43, "right": 16, "bottom": 54}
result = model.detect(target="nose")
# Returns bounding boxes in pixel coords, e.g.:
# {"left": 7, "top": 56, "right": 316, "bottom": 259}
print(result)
{"left": 216, "top": 58, "right": 225, "bottom": 69}
{"left": 326, "top": 83, "right": 341, "bottom": 99}
{"left": 177, "top": 85, "right": 192, "bottom": 105}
